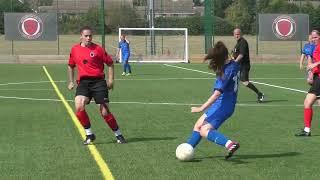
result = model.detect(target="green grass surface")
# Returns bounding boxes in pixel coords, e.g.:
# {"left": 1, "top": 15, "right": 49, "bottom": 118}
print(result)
{"left": 0, "top": 63, "right": 319, "bottom": 180}
{"left": 0, "top": 35, "right": 304, "bottom": 56}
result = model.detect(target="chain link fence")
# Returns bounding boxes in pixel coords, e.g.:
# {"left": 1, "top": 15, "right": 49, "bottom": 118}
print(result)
{"left": 0, "top": 0, "right": 317, "bottom": 63}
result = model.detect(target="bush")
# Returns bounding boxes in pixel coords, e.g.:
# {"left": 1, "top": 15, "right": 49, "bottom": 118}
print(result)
{"left": 155, "top": 16, "right": 234, "bottom": 35}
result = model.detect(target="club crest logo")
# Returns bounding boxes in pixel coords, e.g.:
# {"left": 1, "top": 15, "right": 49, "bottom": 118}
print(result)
{"left": 18, "top": 14, "right": 43, "bottom": 40}
{"left": 272, "top": 15, "right": 296, "bottom": 40}
{"left": 90, "top": 51, "right": 95, "bottom": 57}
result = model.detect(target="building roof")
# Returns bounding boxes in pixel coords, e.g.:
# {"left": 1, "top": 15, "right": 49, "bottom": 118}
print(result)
{"left": 39, "top": 0, "right": 133, "bottom": 13}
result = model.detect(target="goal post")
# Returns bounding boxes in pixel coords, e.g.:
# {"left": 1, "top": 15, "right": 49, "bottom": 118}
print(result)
{"left": 118, "top": 27, "right": 189, "bottom": 63}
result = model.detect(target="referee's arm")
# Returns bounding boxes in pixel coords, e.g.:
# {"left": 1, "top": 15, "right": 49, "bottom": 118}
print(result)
{"left": 234, "top": 54, "right": 244, "bottom": 63}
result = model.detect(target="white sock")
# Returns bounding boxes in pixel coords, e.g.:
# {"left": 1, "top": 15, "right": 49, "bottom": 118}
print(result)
{"left": 85, "top": 128, "right": 93, "bottom": 135}
{"left": 225, "top": 140, "right": 232, "bottom": 148}
{"left": 114, "top": 129, "right": 122, "bottom": 136}
{"left": 304, "top": 127, "right": 311, "bottom": 133}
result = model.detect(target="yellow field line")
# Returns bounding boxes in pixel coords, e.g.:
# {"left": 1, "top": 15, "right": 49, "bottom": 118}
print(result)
{"left": 42, "top": 66, "right": 114, "bottom": 180}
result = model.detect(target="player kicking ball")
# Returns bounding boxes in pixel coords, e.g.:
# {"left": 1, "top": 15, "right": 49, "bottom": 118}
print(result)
{"left": 184, "top": 41, "right": 240, "bottom": 160}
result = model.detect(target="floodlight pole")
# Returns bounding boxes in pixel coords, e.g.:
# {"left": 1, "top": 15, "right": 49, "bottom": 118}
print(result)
{"left": 256, "top": 0, "right": 259, "bottom": 55}
{"left": 299, "top": 0, "right": 302, "bottom": 54}
{"left": 204, "top": 0, "right": 214, "bottom": 54}
{"left": 100, "top": 0, "right": 105, "bottom": 48}
{"left": 10, "top": 0, "right": 14, "bottom": 55}
{"left": 148, "top": 0, "right": 156, "bottom": 55}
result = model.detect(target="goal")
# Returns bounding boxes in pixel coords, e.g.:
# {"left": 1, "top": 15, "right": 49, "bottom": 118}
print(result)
{"left": 118, "top": 28, "right": 188, "bottom": 63}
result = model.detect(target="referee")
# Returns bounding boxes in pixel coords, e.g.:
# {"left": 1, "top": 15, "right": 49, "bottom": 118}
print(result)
{"left": 232, "top": 28, "right": 264, "bottom": 103}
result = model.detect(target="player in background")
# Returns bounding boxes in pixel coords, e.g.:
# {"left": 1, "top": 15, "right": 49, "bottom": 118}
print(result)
{"left": 299, "top": 34, "right": 316, "bottom": 85}
{"left": 117, "top": 34, "right": 132, "bottom": 76}
{"left": 68, "top": 26, "right": 126, "bottom": 144}
{"left": 296, "top": 30, "right": 320, "bottom": 136}
{"left": 232, "top": 28, "right": 265, "bottom": 103}
{"left": 185, "top": 41, "right": 240, "bottom": 160}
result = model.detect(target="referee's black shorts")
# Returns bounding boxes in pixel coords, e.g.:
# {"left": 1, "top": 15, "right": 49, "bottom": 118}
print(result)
{"left": 76, "top": 77, "right": 109, "bottom": 104}
{"left": 308, "top": 74, "right": 320, "bottom": 96}
{"left": 240, "top": 63, "right": 251, "bottom": 82}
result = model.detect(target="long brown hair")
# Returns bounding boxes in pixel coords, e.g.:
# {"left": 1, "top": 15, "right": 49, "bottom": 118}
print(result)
{"left": 205, "top": 41, "right": 229, "bottom": 77}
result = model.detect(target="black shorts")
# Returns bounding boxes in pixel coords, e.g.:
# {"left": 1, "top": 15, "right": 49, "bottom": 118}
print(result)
{"left": 240, "top": 63, "right": 251, "bottom": 82}
{"left": 308, "top": 74, "right": 320, "bottom": 96}
{"left": 76, "top": 77, "right": 109, "bottom": 104}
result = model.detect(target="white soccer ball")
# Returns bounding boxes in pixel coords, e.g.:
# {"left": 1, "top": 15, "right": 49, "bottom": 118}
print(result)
{"left": 176, "top": 143, "right": 194, "bottom": 161}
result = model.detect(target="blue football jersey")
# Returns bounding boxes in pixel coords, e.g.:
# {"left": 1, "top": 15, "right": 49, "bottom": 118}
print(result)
{"left": 302, "top": 43, "right": 316, "bottom": 58}
{"left": 119, "top": 40, "right": 130, "bottom": 55}
{"left": 213, "top": 60, "right": 240, "bottom": 105}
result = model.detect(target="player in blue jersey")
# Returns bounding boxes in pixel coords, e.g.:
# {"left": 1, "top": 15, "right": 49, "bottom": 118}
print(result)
{"left": 299, "top": 34, "right": 316, "bottom": 85}
{"left": 117, "top": 34, "right": 132, "bottom": 76}
{"left": 185, "top": 41, "right": 240, "bottom": 160}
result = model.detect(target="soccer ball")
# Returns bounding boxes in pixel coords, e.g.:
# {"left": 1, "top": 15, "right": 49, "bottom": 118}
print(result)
{"left": 175, "top": 143, "right": 194, "bottom": 161}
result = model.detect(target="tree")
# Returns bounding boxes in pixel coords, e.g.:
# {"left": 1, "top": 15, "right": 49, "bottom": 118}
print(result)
{"left": 214, "top": 0, "right": 233, "bottom": 18}
{"left": 311, "top": 5, "right": 320, "bottom": 31}
{"left": 0, "top": 0, "right": 32, "bottom": 34}
{"left": 39, "top": 0, "right": 53, "bottom": 6}
{"left": 105, "top": 5, "right": 143, "bottom": 33}
{"left": 133, "top": 0, "right": 147, "bottom": 6}
{"left": 225, "top": 0, "right": 253, "bottom": 34}
{"left": 193, "top": 0, "right": 204, "bottom": 6}
{"left": 301, "top": 1, "right": 319, "bottom": 29}
{"left": 262, "top": 0, "right": 299, "bottom": 13}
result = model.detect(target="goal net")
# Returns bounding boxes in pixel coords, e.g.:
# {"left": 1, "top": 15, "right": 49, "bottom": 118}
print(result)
{"left": 118, "top": 28, "right": 188, "bottom": 63}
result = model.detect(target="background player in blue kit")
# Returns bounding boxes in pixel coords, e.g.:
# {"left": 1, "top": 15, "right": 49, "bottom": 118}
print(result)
{"left": 299, "top": 34, "right": 316, "bottom": 85}
{"left": 185, "top": 41, "right": 240, "bottom": 160}
{"left": 117, "top": 34, "right": 132, "bottom": 76}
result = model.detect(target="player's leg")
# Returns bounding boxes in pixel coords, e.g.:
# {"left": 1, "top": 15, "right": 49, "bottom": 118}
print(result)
{"left": 127, "top": 55, "right": 132, "bottom": 74}
{"left": 92, "top": 79, "right": 126, "bottom": 143}
{"left": 240, "top": 65, "right": 264, "bottom": 102}
{"left": 296, "top": 76, "right": 320, "bottom": 136}
{"left": 99, "top": 104, "right": 126, "bottom": 143}
{"left": 122, "top": 61, "right": 126, "bottom": 75}
{"left": 123, "top": 54, "right": 131, "bottom": 75}
{"left": 75, "top": 80, "right": 95, "bottom": 145}
{"left": 75, "top": 95, "right": 95, "bottom": 145}
{"left": 186, "top": 114, "right": 206, "bottom": 148}
{"left": 203, "top": 109, "right": 239, "bottom": 159}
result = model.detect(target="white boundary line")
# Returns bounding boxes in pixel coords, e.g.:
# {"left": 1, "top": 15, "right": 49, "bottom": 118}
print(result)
{"left": 0, "top": 64, "right": 308, "bottom": 108}
{"left": 164, "top": 64, "right": 216, "bottom": 75}
{"left": 0, "top": 81, "right": 66, "bottom": 86}
{"left": 164, "top": 64, "right": 308, "bottom": 94}
{"left": 0, "top": 89, "right": 53, "bottom": 91}
{"left": 0, "top": 77, "right": 305, "bottom": 86}
{"left": 0, "top": 95, "right": 305, "bottom": 107}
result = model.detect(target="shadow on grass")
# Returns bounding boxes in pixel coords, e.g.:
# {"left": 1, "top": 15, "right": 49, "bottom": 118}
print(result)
{"left": 126, "top": 136, "right": 177, "bottom": 143}
{"left": 197, "top": 152, "right": 301, "bottom": 164}
{"left": 238, "top": 99, "right": 288, "bottom": 104}
{"left": 94, "top": 136, "right": 177, "bottom": 145}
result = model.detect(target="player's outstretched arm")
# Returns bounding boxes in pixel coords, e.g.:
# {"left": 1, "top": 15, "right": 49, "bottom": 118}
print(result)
{"left": 125, "top": 36, "right": 130, "bottom": 44}
{"left": 67, "top": 65, "right": 75, "bottom": 90}
{"left": 308, "top": 61, "right": 320, "bottom": 70}
{"left": 107, "top": 64, "right": 114, "bottom": 90}
{"left": 299, "top": 54, "right": 306, "bottom": 70}
{"left": 191, "top": 90, "right": 221, "bottom": 113}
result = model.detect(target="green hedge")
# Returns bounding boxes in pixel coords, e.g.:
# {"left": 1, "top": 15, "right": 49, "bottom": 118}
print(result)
{"left": 155, "top": 16, "right": 234, "bottom": 35}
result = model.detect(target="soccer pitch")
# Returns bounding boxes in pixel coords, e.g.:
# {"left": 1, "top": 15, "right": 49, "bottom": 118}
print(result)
{"left": 1, "top": 63, "right": 320, "bottom": 179}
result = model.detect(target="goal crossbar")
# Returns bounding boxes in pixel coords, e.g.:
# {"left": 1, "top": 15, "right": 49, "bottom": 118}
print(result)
{"left": 118, "top": 27, "right": 189, "bottom": 63}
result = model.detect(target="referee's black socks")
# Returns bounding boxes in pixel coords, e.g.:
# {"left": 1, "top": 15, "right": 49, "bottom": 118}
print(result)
{"left": 247, "top": 82, "right": 261, "bottom": 95}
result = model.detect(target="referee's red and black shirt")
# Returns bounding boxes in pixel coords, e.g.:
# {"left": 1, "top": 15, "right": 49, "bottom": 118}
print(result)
{"left": 68, "top": 43, "right": 113, "bottom": 81}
